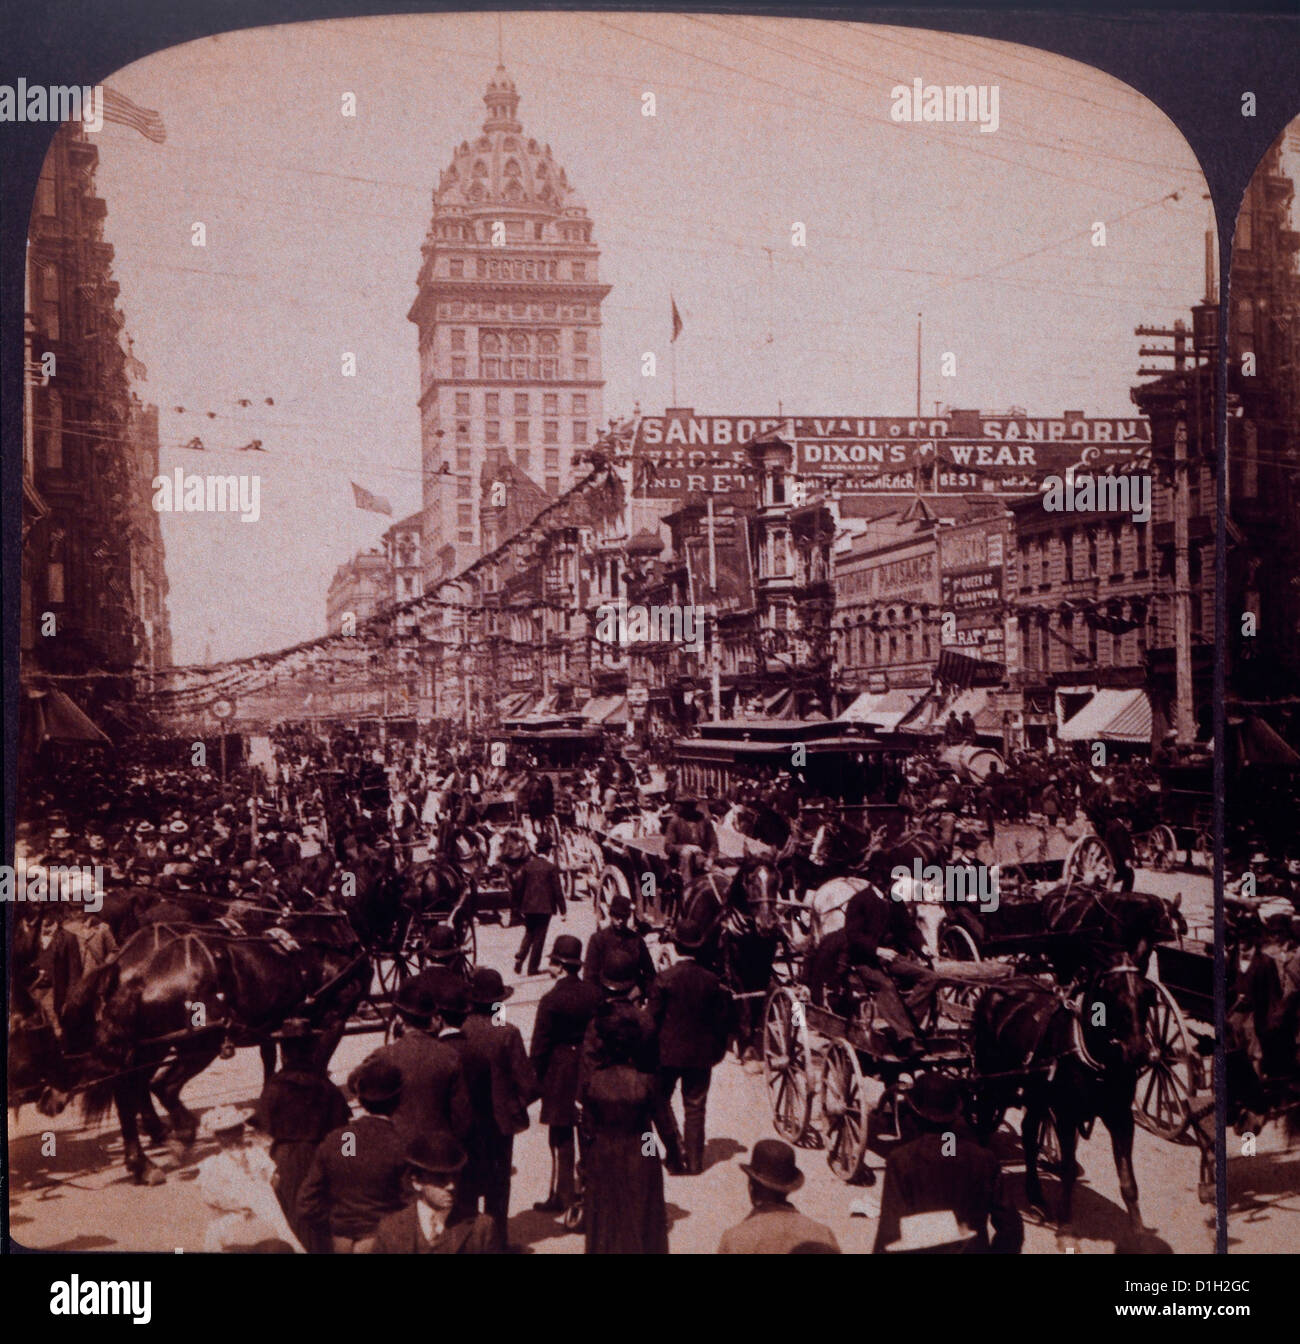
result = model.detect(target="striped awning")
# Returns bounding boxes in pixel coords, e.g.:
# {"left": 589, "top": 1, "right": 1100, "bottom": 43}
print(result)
{"left": 1058, "top": 688, "right": 1152, "bottom": 744}
{"left": 838, "top": 688, "right": 926, "bottom": 732}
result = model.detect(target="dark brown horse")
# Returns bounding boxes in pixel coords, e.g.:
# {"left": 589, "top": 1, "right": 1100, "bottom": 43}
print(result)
{"left": 15, "top": 911, "right": 369, "bottom": 1184}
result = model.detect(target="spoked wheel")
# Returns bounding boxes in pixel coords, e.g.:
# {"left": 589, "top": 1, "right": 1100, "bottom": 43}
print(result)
{"left": 822, "top": 1039, "right": 870, "bottom": 1182}
{"left": 762, "top": 986, "right": 813, "bottom": 1145}
{"left": 596, "top": 866, "right": 633, "bottom": 926}
{"left": 1141, "top": 824, "right": 1178, "bottom": 872}
{"left": 932, "top": 921, "right": 983, "bottom": 1029}
{"left": 1135, "top": 980, "right": 1196, "bottom": 1141}
{"left": 1033, "top": 1111, "right": 1064, "bottom": 1173}
{"left": 1063, "top": 833, "right": 1114, "bottom": 888}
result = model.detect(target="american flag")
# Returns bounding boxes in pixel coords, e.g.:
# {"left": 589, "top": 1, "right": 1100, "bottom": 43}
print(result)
{"left": 102, "top": 87, "right": 166, "bottom": 144}
{"left": 351, "top": 481, "right": 393, "bottom": 515}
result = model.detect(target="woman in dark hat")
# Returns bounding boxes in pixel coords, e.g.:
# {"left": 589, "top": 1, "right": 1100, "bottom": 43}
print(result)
{"left": 579, "top": 1012, "right": 669, "bottom": 1254}
{"left": 256, "top": 1018, "right": 352, "bottom": 1253}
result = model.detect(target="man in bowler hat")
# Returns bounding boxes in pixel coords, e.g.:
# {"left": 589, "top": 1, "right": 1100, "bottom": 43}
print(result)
{"left": 456, "top": 966, "right": 540, "bottom": 1249}
{"left": 583, "top": 892, "right": 655, "bottom": 993}
{"left": 647, "top": 918, "right": 735, "bottom": 1174}
{"left": 365, "top": 1135, "right": 497, "bottom": 1255}
{"left": 531, "top": 934, "right": 602, "bottom": 1214}
{"left": 718, "top": 1140, "right": 841, "bottom": 1254}
{"left": 873, "top": 1072, "right": 1022, "bottom": 1254}
{"left": 512, "top": 832, "right": 566, "bottom": 976}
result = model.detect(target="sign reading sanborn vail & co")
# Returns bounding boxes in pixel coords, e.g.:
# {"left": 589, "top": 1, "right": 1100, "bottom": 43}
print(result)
{"left": 632, "top": 412, "right": 1150, "bottom": 498}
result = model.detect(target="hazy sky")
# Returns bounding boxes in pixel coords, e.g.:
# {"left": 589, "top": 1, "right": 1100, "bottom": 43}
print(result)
{"left": 82, "top": 11, "right": 1210, "bottom": 664}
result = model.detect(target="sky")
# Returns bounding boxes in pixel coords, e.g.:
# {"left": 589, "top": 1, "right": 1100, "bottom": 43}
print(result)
{"left": 78, "top": 11, "right": 1212, "bottom": 664}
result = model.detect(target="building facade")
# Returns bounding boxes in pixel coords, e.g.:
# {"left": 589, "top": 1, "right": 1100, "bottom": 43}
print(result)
{"left": 409, "top": 66, "right": 611, "bottom": 581}
{"left": 22, "top": 121, "right": 172, "bottom": 727}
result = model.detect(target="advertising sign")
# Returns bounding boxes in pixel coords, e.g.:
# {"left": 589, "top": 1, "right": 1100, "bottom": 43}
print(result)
{"left": 633, "top": 411, "right": 1151, "bottom": 499}
{"left": 685, "top": 513, "right": 755, "bottom": 614}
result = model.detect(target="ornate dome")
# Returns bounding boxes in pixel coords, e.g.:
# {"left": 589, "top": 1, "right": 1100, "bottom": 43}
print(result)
{"left": 435, "top": 66, "right": 586, "bottom": 218}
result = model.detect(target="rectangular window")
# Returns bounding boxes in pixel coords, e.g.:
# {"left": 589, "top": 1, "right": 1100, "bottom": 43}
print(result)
{"left": 449, "top": 260, "right": 464, "bottom": 278}
{"left": 456, "top": 421, "right": 469, "bottom": 439}
{"left": 574, "top": 331, "right": 588, "bottom": 353}
{"left": 485, "top": 393, "right": 499, "bottom": 414}
{"left": 515, "top": 449, "right": 531, "bottom": 473}
{"left": 544, "top": 421, "right": 558, "bottom": 443}
{"left": 544, "top": 394, "right": 558, "bottom": 414}
{"left": 515, "top": 420, "right": 529, "bottom": 443}
{"left": 572, "top": 394, "right": 587, "bottom": 414}
{"left": 571, "top": 262, "right": 586, "bottom": 280}
{"left": 458, "top": 530, "right": 473, "bottom": 544}
{"left": 457, "top": 504, "right": 473, "bottom": 528}
{"left": 546, "top": 476, "right": 560, "bottom": 495}
{"left": 457, "top": 478, "right": 471, "bottom": 499}
{"left": 483, "top": 358, "right": 499, "bottom": 379}
{"left": 451, "top": 357, "right": 467, "bottom": 378}
{"left": 36, "top": 172, "right": 56, "bottom": 216}
{"left": 514, "top": 393, "right": 529, "bottom": 414}
{"left": 485, "top": 420, "right": 500, "bottom": 442}
{"left": 451, "top": 329, "right": 465, "bottom": 351}
{"left": 573, "top": 421, "right": 588, "bottom": 443}
{"left": 545, "top": 448, "right": 560, "bottom": 471}
{"left": 455, "top": 392, "right": 470, "bottom": 414}
{"left": 456, "top": 448, "right": 471, "bottom": 471}
{"left": 43, "top": 389, "right": 63, "bottom": 469}
{"left": 574, "top": 359, "right": 588, "bottom": 379}
{"left": 512, "top": 359, "right": 529, "bottom": 379}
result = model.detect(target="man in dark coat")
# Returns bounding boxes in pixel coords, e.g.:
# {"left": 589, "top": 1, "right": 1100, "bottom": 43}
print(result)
{"left": 407, "top": 922, "right": 469, "bottom": 1007}
{"left": 355, "top": 980, "right": 473, "bottom": 1147}
{"left": 256, "top": 1018, "right": 352, "bottom": 1252}
{"left": 841, "top": 870, "right": 938, "bottom": 1057}
{"left": 365, "top": 1135, "right": 497, "bottom": 1255}
{"left": 455, "top": 968, "right": 540, "bottom": 1249}
{"left": 531, "top": 934, "right": 602, "bottom": 1214}
{"left": 873, "top": 1073, "right": 1023, "bottom": 1254}
{"left": 663, "top": 796, "right": 719, "bottom": 896}
{"left": 646, "top": 920, "right": 735, "bottom": 1174}
{"left": 583, "top": 893, "right": 655, "bottom": 993}
{"left": 296, "top": 1059, "right": 409, "bottom": 1253}
{"left": 512, "top": 832, "right": 566, "bottom": 976}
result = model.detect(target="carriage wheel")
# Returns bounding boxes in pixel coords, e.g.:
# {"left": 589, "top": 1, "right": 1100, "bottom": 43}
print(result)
{"left": 1134, "top": 980, "right": 1196, "bottom": 1141}
{"left": 762, "top": 987, "right": 813, "bottom": 1145}
{"left": 938, "top": 921, "right": 980, "bottom": 961}
{"left": 1145, "top": 825, "right": 1178, "bottom": 873}
{"left": 597, "top": 866, "right": 632, "bottom": 926}
{"left": 822, "top": 1039, "right": 869, "bottom": 1182}
{"left": 1063, "top": 834, "right": 1114, "bottom": 888}
{"left": 1033, "top": 1111, "right": 1064, "bottom": 1173}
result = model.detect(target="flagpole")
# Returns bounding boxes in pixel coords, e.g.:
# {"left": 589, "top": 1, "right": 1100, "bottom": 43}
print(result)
{"left": 671, "top": 331, "right": 678, "bottom": 407}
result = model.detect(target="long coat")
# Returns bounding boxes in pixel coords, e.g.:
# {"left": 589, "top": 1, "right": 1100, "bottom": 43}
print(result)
{"left": 357, "top": 1029, "right": 473, "bottom": 1146}
{"left": 296, "top": 1113, "right": 409, "bottom": 1241}
{"left": 512, "top": 855, "right": 566, "bottom": 917}
{"left": 531, "top": 973, "right": 603, "bottom": 1126}
{"left": 580, "top": 1064, "right": 669, "bottom": 1255}
{"left": 460, "top": 1012, "right": 540, "bottom": 1137}
{"left": 646, "top": 958, "right": 734, "bottom": 1070}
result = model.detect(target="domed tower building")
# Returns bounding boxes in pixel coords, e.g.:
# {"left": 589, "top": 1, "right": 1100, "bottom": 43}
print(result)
{"left": 409, "top": 66, "right": 611, "bottom": 580}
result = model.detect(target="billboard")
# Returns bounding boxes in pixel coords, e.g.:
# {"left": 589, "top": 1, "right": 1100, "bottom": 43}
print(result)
{"left": 632, "top": 412, "right": 1151, "bottom": 498}
{"left": 684, "top": 512, "right": 755, "bottom": 615}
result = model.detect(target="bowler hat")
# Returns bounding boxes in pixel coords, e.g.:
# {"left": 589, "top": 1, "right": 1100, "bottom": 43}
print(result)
{"left": 740, "top": 1139, "right": 804, "bottom": 1194}
{"left": 608, "top": 893, "right": 633, "bottom": 920}
{"left": 394, "top": 978, "right": 436, "bottom": 1027}
{"left": 468, "top": 966, "right": 513, "bottom": 1006}
{"left": 354, "top": 1058, "right": 404, "bottom": 1108}
{"left": 405, "top": 1133, "right": 467, "bottom": 1178}
{"left": 672, "top": 919, "right": 711, "bottom": 953}
{"left": 549, "top": 934, "right": 583, "bottom": 968}
{"left": 905, "top": 1072, "right": 964, "bottom": 1127}
{"left": 600, "top": 947, "right": 641, "bottom": 994}
{"left": 424, "top": 923, "right": 459, "bottom": 962}
{"left": 271, "top": 1016, "right": 314, "bottom": 1040}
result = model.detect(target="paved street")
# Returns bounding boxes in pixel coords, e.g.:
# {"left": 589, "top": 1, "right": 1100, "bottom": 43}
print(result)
{"left": 10, "top": 867, "right": 1216, "bottom": 1255}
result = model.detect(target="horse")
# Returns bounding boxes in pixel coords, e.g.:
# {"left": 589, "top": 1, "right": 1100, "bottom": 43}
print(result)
{"left": 16, "top": 910, "right": 371, "bottom": 1185}
{"left": 677, "top": 856, "right": 784, "bottom": 1061}
{"left": 971, "top": 950, "right": 1162, "bottom": 1242}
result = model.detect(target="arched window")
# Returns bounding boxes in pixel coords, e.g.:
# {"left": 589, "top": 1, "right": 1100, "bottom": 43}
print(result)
{"left": 508, "top": 331, "right": 530, "bottom": 354}
{"left": 504, "top": 158, "right": 521, "bottom": 178}
{"left": 538, "top": 333, "right": 558, "bottom": 355}
{"left": 472, "top": 159, "right": 488, "bottom": 177}
{"left": 481, "top": 332, "right": 502, "bottom": 354}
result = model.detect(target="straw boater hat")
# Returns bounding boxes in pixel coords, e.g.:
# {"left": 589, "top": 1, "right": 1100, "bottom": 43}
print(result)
{"left": 204, "top": 1105, "right": 252, "bottom": 1137}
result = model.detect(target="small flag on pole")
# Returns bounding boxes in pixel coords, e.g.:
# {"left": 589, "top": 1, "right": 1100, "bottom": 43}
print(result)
{"left": 671, "top": 297, "right": 683, "bottom": 343}
{"left": 351, "top": 482, "right": 393, "bottom": 515}
{"left": 102, "top": 87, "right": 167, "bottom": 143}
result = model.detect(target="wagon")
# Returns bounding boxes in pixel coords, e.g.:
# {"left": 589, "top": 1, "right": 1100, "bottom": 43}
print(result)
{"left": 760, "top": 967, "right": 994, "bottom": 1182}
{"left": 974, "top": 820, "right": 1115, "bottom": 891}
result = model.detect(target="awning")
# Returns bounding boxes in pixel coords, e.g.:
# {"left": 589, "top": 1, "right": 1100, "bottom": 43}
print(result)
{"left": 24, "top": 687, "right": 112, "bottom": 746}
{"left": 1058, "top": 688, "right": 1152, "bottom": 743}
{"left": 1230, "top": 714, "right": 1300, "bottom": 768}
{"left": 936, "top": 647, "right": 1005, "bottom": 689}
{"left": 901, "top": 687, "right": 999, "bottom": 736}
{"left": 581, "top": 694, "right": 627, "bottom": 725}
{"left": 764, "top": 687, "right": 795, "bottom": 719}
{"left": 838, "top": 688, "right": 925, "bottom": 732}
